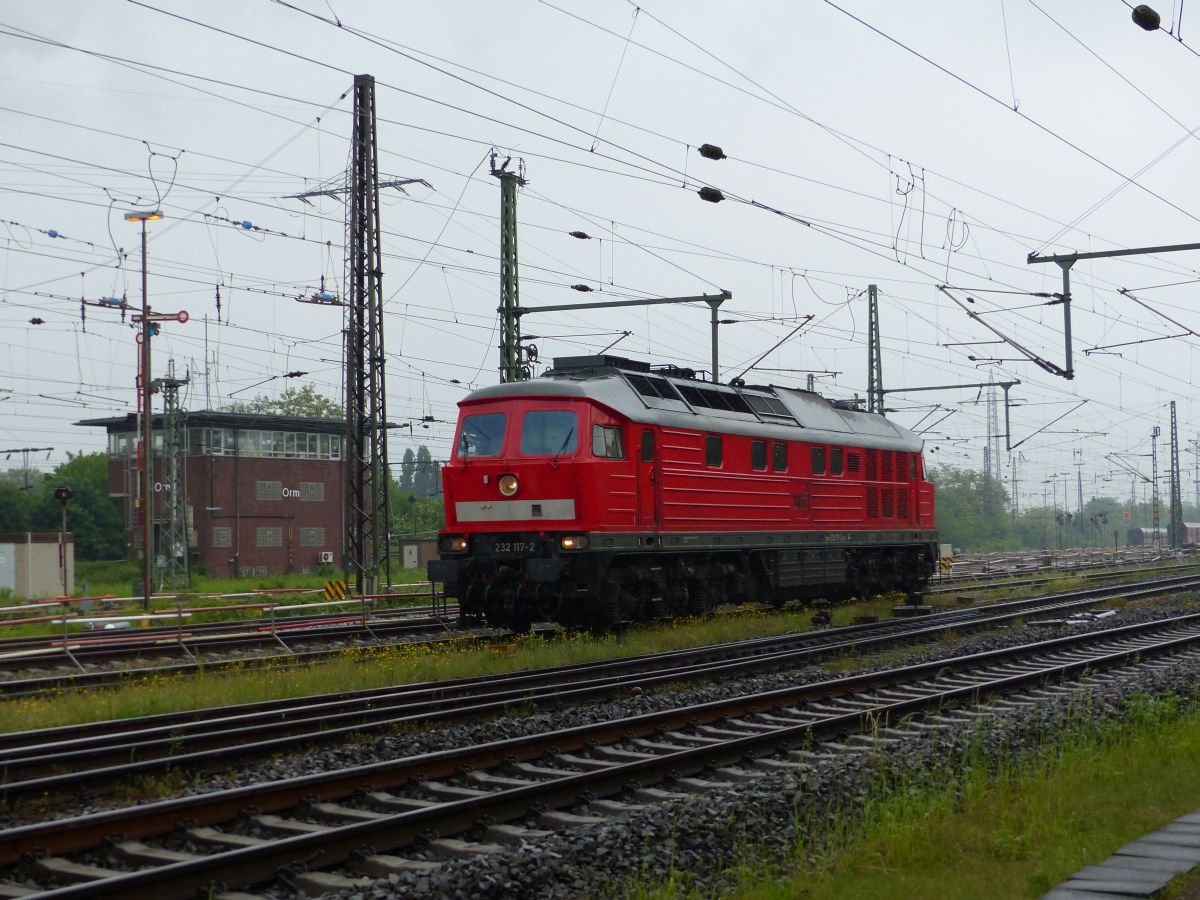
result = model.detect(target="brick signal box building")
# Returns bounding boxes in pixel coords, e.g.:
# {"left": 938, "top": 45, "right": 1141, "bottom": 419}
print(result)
{"left": 79, "top": 411, "right": 345, "bottom": 578}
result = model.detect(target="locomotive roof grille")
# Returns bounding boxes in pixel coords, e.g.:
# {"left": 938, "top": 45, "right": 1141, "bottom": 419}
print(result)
{"left": 677, "top": 383, "right": 753, "bottom": 415}
{"left": 743, "top": 393, "right": 795, "bottom": 419}
{"left": 625, "top": 372, "right": 683, "bottom": 402}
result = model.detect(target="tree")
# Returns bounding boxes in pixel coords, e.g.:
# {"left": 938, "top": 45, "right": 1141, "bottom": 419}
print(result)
{"left": 414, "top": 445, "right": 439, "bottom": 498}
{"left": 34, "top": 453, "right": 124, "bottom": 560}
{"left": 225, "top": 384, "right": 342, "bottom": 418}
{"left": 927, "top": 464, "right": 1014, "bottom": 551}
{"left": 0, "top": 472, "right": 36, "bottom": 532}
{"left": 398, "top": 448, "right": 416, "bottom": 492}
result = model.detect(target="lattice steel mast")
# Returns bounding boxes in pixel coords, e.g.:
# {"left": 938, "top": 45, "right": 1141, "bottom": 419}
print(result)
{"left": 344, "top": 73, "right": 391, "bottom": 594}
{"left": 1170, "top": 401, "right": 1183, "bottom": 549}
{"left": 493, "top": 152, "right": 527, "bottom": 383}
{"left": 160, "top": 361, "right": 190, "bottom": 588}
{"left": 1151, "top": 425, "right": 1161, "bottom": 551}
{"left": 866, "top": 284, "right": 882, "bottom": 414}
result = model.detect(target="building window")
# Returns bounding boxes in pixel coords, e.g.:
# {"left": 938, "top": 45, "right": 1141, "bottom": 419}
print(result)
{"left": 299, "top": 527, "right": 325, "bottom": 547}
{"left": 212, "top": 527, "right": 231, "bottom": 548}
{"left": 831, "top": 447, "right": 844, "bottom": 476}
{"left": 591, "top": 424, "right": 625, "bottom": 459}
{"left": 256, "top": 480, "right": 282, "bottom": 501}
{"left": 750, "top": 439, "right": 767, "bottom": 471}
{"left": 705, "top": 434, "right": 723, "bottom": 467}
{"left": 210, "top": 428, "right": 235, "bottom": 455}
{"left": 254, "top": 565, "right": 269, "bottom": 577}
{"left": 257, "top": 527, "right": 283, "bottom": 547}
{"left": 108, "top": 432, "right": 134, "bottom": 458}
{"left": 773, "top": 442, "right": 788, "bottom": 472}
{"left": 299, "top": 482, "right": 325, "bottom": 502}
{"left": 812, "top": 446, "right": 826, "bottom": 475}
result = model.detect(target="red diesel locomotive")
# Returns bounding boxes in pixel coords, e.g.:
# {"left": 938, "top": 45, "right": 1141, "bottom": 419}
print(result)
{"left": 428, "top": 355, "right": 938, "bottom": 629}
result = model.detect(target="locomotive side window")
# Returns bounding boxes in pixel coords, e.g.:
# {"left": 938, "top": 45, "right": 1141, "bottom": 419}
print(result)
{"left": 592, "top": 424, "right": 626, "bottom": 459}
{"left": 641, "top": 430, "right": 655, "bottom": 461}
{"left": 458, "top": 412, "right": 507, "bottom": 458}
{"left": 521, "top": 410, "right": 578, "bottom": 456}
{"left": 773, "top": 442, "right": 788, "bottom": 472}
{"left": 830, "top": 447, "right": 844, "bottom": 476}
{"left": 750, "top": 440, "right": 767, "bottom": 471}
{"left": 705, "top": 434, "right": 723, "bottom": 467}
{"left": 812, "top": 445, "right": 826, "bottom": 475}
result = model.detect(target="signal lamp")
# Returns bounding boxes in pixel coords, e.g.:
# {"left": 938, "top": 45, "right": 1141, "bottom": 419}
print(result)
{"left": 498, "top": 474, "right": 519, "bottom": 497}
{"left": 440, "top": 535, "right": 468, "bottom": 553}
{"left": 560, "top": 535, "right": 589, "bottom": 551}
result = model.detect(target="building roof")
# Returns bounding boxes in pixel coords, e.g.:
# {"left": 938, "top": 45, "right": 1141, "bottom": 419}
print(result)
{"left": 76, "top": 409, "right": 348, "bottom": 434}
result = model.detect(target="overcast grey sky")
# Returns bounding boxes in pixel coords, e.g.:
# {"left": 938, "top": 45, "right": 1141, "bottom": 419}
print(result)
{"left": 2, "top": 0, "right": 1199, "bottom": 512}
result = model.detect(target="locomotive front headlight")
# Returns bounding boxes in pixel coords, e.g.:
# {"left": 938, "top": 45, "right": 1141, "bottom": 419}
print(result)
{"left": 440, "top": 535, "right": 468, "bottom": 553}
{"left": 498, "top": 473, "right": 519, "bottom": 497}
{"left": 560, "top": 535, "right": 589, "bottom": 551}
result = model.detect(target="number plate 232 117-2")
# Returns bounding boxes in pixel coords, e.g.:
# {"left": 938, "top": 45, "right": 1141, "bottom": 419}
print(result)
{"left": 492, "top": 540, "right": 537, "bottom": 554}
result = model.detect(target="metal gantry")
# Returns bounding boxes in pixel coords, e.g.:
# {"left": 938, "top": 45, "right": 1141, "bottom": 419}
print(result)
{"left": 1026, "top": 240, "right": 1200, "bottom": 380}
{"left": 343, "top": 73, "right": 391, "bottom": 595}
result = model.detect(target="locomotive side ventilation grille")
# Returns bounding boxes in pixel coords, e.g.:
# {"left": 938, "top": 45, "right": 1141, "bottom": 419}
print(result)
{"left": 882, "top": 488, "right": 895, "bottom": 518}
{"left": 866, "top": 486, "right": 880, "bottom": 518}
{"left": 865, "top": 449, "right": 879, "bottom": 481}
{"left": 896, "top": 491, "right": 910, "bottom": 519}
{"left": 847, "top": 452, "right": 861, "bottom": 473}
{"left": 881, "top": 450, "right": 894, "bottom": 482}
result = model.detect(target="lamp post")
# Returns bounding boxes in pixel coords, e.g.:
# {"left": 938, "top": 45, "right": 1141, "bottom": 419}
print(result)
{"left": 125, "top": 209, "right": 162, "bottom": 610}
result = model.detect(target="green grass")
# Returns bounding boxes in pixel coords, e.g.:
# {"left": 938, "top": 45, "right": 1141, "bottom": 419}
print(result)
{"left": 0, "top": 605, "right": 822, "bottom": 732}
{"left": 631, "top": 694, "right": 1200, "bottom": 899}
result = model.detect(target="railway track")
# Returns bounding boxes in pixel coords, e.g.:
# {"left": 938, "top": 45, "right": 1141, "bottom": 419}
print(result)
{"left": 2, "top": 570, "right": 1198, "bottom": 803}
{"left": 926, "top": 557, "right": 1200, "bottom": 595}
{"left": 3, "top": 606, "right": 1198, "bottom": 898}
{"left": 0, "top": 603, "right": 460, "bottom": 695}
{"left": 3, "top": 556, "right": 1195, "bottom": 701}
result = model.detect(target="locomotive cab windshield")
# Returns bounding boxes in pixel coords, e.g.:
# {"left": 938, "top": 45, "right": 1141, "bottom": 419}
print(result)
{"left": 457, "top": 412, "right": 506, "bottom": 458}
{"left": 521, "top": 410, "right": 578, "bottom": 456}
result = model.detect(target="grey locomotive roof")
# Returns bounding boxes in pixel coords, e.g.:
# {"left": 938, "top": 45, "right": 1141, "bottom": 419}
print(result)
{"left": 462, "top": 366, "right": 923, "bottom": 452}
